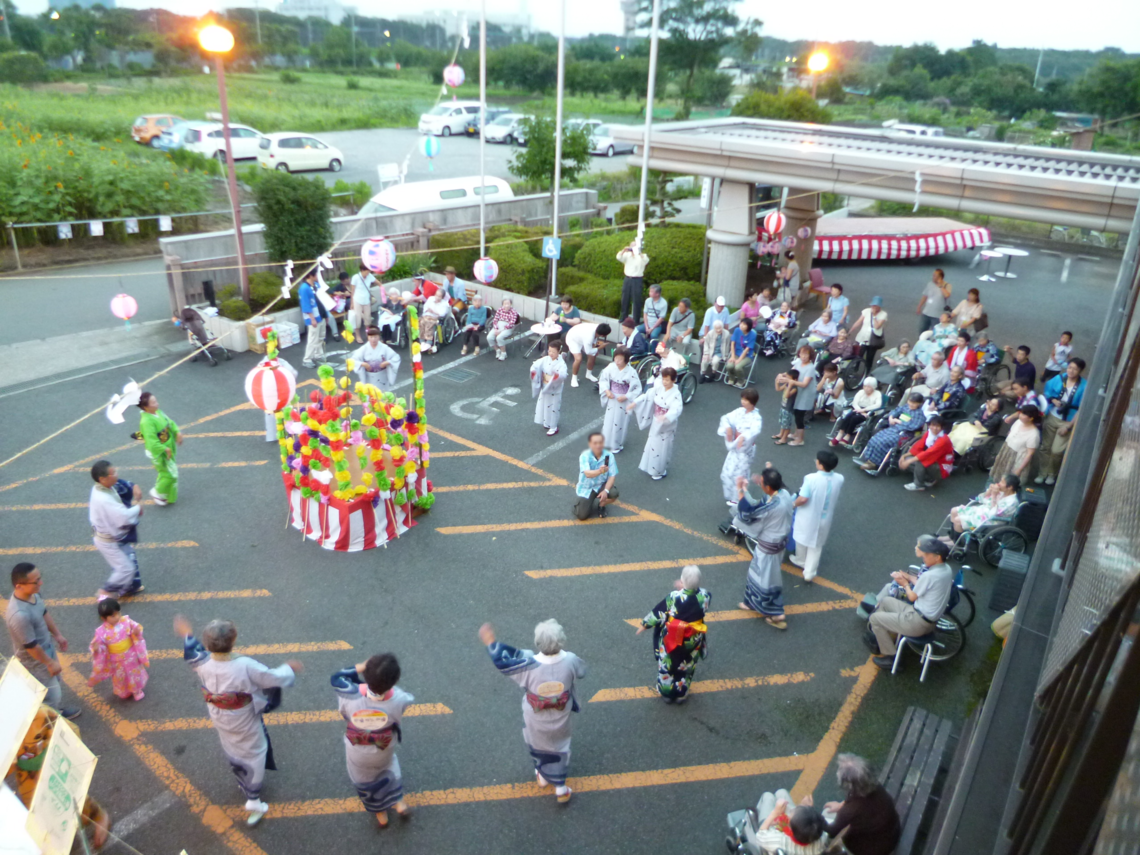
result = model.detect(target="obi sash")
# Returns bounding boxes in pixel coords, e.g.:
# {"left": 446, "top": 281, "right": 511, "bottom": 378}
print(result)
{"left": 611, "top": 381, "right": 630, "bottom": 395}
{"left": 345, "top": 722, "right": 402, "bottom": 748}
{"left": 654, "top": 404, "right": 669, "bottom": 417}
{"left": 754, "top": 538, "right": 787, "bottom": 555}
{"left": 663, "top": 617, "right": 708, "bottom": 653}
{"left": 201, "top": 687, "right": 253, "bottom": 710}
{"left": 107, "top": 637, "right": 134, "bottom": 655}
{"left": 526, "top": 690, "right": 571, "bottom": 712}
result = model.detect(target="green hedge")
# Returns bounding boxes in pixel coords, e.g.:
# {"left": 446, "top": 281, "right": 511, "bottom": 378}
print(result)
{"left": 428, "top": 230, "right": 481, "bottom": 279}
{"left": 573, "top": 226, "right": 706, "bottom": 284}
{"left": 657, "top": 280, "right": 709, "bottom": 320}
{"left": 561, "top": 277, "right": 624, "bottom": 318}
{"left": 220, "top": 298, "right": 252, "bottom": 321}
{"left": 490, "top": 239, "right": 546, "bottom": 295}
{"left": 249, "top": 271, "right": 297, "bottom": 312}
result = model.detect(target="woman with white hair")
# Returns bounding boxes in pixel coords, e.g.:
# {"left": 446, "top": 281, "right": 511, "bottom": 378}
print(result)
{"left": 479, "top": 619, "right": 586, "bottom": 804}
{"left": 831, "top": 377, "right": 883, "bottom": 447}
{"left": 635, "top": 565, "right": 710, "bottom": 702}
{"left": 822, "top": 753, "right": 901, "bottom": 855}
{"left": 699, "top": 319, "right": 732, "bottom": 381}
{"left": 375, "top": 287, "right": 405, "bottom": 344}
{"left": 488, "top": 298, "right": 520, "bottom": 360}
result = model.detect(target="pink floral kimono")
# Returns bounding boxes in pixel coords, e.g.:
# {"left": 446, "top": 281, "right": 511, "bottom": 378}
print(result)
{"left": 89, "top": 617, "right": 150, "bottom": 700}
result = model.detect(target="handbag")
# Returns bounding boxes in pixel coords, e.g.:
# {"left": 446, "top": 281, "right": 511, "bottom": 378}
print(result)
{"left": 974, "top": 312, "right": 989, "bottom": 332}
{"left": 868, "top": 330, "right": 886, "bottom": 348}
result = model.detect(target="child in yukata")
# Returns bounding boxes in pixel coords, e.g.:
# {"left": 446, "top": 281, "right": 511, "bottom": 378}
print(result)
{"left": 87, "top": 598, "right": 149, "bottom": 701}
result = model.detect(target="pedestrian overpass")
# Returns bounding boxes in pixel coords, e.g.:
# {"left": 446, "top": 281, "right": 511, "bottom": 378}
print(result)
{"left": 610, "top": 118, "right": 1140, "bottom": 304}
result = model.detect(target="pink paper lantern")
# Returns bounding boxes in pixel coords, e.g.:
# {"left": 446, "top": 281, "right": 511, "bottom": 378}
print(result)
{"left": 783, "top": 236, "right": 797, "bottom": 248}
{"left": 360, "top": 237, "right": 397, "bottom": 274}
{"left": 110, "top": 293, "right": 138, "bottom": 320}
{"left": 443, "top": 64, "right": 466, "bottom": 88}
{"left": 797, "top": 226, "right": 813, "bottom": 240}
{"left": 762, "top": 210, "right": 786, "bottom": 236}
{"left": 767, "top": 241, "right": 782, "bottom": 254}
{"left": 473, "top": 256, "right": 499, "bottom": 284}
{"left": 245, "top": 359, "right": 297, "bottom": 413}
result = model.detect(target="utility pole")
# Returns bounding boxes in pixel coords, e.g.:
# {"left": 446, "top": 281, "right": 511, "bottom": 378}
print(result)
{"left": 1033, "top": 48, "right": 1044, "bottom": 89}
{"left": 350, "top": 14, "right": 356, "bottom": 67}
{"left": 254, "top": 0, "right": 262, "bottom": 46}
{"left": 2, "top": 0, "right": 12, "bottom": 41}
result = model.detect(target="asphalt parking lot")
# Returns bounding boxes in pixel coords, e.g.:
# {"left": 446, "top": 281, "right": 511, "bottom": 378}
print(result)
{"left": 0, "top": 243, "right": 1119, "bottom": 854}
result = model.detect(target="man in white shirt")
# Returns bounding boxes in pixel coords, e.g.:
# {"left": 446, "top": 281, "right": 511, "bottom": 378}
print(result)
{"left": 868, "top": 535, "right": 955, "bottom": 667}
{"left": 617, "top": 241, "right": 650, "bottom": 326}
{"left": 566, "top": 322, "right": 612, "bottom": 388}
{"left": 700, "top": 296, "right": 731, "bottom": 338}
{"left": 89, "top": 459, "right": 145, "bottom": 600}
{"left": 639, "top": 284, "right": 668, "bottom": 342}
{"left": 916, "top": 268, "right": 952, "bottom": 335}
{"left": 350, "top": 264, "right": 377, "bottom": 336}
{"left": 909, "top": 351, "right": 950, "bottom": 397}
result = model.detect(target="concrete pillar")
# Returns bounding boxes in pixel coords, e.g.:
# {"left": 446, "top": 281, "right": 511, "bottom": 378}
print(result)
{"left": 706, "top": 180, "right": 753, "bottom": 308}
{"left": 782, "top": 189, "right": 823, "bottom": 280}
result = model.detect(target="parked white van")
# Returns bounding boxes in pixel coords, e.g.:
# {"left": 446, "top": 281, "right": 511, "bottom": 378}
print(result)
{"left": 882, "top": 119, "right": 945, "bottom": 138}
{"left": 358, "top": 176, "right": 515, "bottom": 216}
{"left": 418, "top": 101, "right": 483, "bottom": 136}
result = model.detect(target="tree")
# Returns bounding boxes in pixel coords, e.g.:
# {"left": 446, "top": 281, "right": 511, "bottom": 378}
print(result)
{"left": 962, "top": 40, "right": 998, "bottom": 74}
{"left": 731, "top": 17, "right": 762, "bottom": 61}
{"left": 570, "top": 35, "right": 622, "bottom": 63}
{"left": 609, "top": 55, "right": 667, "bottom": 100}
{"left": 731, "top": 89, "right": 832, "bottom": 123}
{"left": 565, "top": 60, "right": 612, "bottom": 97}
{"left": 253, "top": 172, "right": 334, "bottom": 265}
{"left": 642, "top": 0, "right": 741, "bottom": 112}
{"left": 1075, "top": 59, "right": 1140, "bottom": 119}
{"left": 691, "top": 69, "right": 733, "bottom": 106}
{"left": 486, "top": 42, "right": 557, "bottom": 92}
{"left": 508, "top": 117, "right": 593, "bottom": 189}
{"left": 878, "top": 65, "right": 932, "bottom": 101}
{"left": 0, "top": 50, "right": 47, "bottom": 84}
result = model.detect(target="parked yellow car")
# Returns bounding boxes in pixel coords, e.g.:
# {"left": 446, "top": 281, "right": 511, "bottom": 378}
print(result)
{"left": 131, "top": 114, "right": 183, "bottom": 147}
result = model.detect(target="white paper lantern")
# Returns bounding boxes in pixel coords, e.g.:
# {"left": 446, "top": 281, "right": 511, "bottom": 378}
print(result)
{"left": 443, "top": 64, "right": 466, "bottom": 88}
{"left": 360, "top": 237, "right": 397, "bottom": 274}
{"left": 473, "top": 256, "right": 499, "bottom": 284}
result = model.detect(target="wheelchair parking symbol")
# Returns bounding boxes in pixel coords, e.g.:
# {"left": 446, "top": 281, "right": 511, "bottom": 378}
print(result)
{"left": 450, "top": 386, "right": 522, "bottom": 425}
{"left": 541, "top": 237, "right": 562, "bottom": 260}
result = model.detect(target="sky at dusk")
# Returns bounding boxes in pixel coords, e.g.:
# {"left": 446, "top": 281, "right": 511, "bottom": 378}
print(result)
{"left": 18, "top": 0, "right": 1140, "bottom": 52}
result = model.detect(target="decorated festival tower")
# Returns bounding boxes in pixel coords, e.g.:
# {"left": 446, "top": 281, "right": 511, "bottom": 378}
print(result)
{"left": 247, "top": 309, "right": 434, "bottom": 552}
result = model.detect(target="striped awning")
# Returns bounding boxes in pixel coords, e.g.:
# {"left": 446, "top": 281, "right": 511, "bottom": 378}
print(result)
{"left": 814, "top": 227, "right": 991, "bottom": 261}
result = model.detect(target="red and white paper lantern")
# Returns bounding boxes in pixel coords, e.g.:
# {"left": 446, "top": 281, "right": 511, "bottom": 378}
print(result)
{"left": 762, "top": 210, "right": 786, "bottom": 236}
{"left": 473, "top": 256, "right": 499, "bottom": 284}
{"left": 360, "top": 237, "right": 397, "bottom": 274}
{"left": 245, "top": 359, "right": 296, "bottom": 413}
{"left": 110, "top": 293, "right": 138, "bottom": 320}
{"left": 443, "top": 64, "right": 466, "bottom": 88}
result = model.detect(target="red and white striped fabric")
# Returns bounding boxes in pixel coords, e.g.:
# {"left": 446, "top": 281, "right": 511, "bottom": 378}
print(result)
{"left": 814, "top": 227, "right": 990, "bottom": 261}
{"left": 245, "top": 360, "right": 296, "bottom": 413}
{"left": 283, "top": 474, "right": 431, "bottom": 552}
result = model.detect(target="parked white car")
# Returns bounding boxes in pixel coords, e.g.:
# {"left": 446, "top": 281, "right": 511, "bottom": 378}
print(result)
{"left": 257, "top": 133, "right": 344, "bottom": 173}
{"left": 589, "top": 125, "right": 636, "bottom": 158}
{"left": 169, "top": 121, "right": 263, "bottom": 161}
{"left": 358, "top": 176, "right": 514, "bottom": 215}
{"left": 483, "top": 113, "right": 529, "bottom": 145}
{"left": 418, "top": 101, "right": 482, "bottom": 136}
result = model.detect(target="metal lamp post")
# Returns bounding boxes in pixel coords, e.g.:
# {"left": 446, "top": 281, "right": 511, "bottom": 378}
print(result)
{"left": 198, "top": 24, "right": 250, "bottom": 302}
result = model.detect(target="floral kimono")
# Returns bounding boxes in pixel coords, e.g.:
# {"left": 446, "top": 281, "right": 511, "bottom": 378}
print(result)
{"left": 89, "top": 616, "right": 149, "bottom": 700}
{"left": 641, "top": 587, "right": 710, "bottom": 702}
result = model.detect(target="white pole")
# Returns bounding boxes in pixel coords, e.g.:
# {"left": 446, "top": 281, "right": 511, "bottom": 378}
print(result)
{"left": 479, "top": 0, "right": 487, "bottom": 258}
{"left": 1033, "top": 48, "right": 1044, "bottom": 89}
{"left": 635, "top": 0, "right": 662, "bottom": 251}
{"left": 547, "top": 0, "right": 566, "bottom": 313}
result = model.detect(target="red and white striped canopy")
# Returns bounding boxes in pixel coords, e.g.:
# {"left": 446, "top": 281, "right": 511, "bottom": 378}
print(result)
{"left": 814, "top": 227, "right": 990, "bottom": 261}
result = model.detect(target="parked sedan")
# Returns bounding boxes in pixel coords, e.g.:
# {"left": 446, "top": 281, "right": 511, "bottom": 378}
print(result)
{"left": 464, "top": 106, "right": 512, "bottom": 137}
{"left": 131, "top": 114, "right": 183, "bottom": 147}
{"left": 590, "top": 125, "right": 636, "bottom": 158}
{"left": 257, "top": 133, "right": 345, "bottom": 173}
{"left": 483, "top": 113, "right": 529, "bottom": 145}
{"left": 155, "top": 121, "right": 263, "bottom": 161}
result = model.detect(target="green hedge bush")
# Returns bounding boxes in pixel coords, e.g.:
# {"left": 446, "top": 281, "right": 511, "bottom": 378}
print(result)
{"left": 554, "top": 267, "right": 600, "bottom": 290}
{"left": 220, "top": 298, "right": 252, "bottom": 321}
{"left": 561, "top": 277, "right": 624, "bottom": 318}
{"left": 614, "top": 204, "right": 639, "bottom": 226}
{"left": 490, "top": 239, "right": 546, "bottom": 295}
{"left": 657, "top": 280, "right": 709, "bottom": 320}
{"left": 573, "top": 226, "right": 706, "bottom": 284}
{"left": 249, "top": 271, "right": 297, "bottom": 312}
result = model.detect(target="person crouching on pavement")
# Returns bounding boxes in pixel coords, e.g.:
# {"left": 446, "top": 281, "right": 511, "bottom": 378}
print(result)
{"left": 575, "top": 431, "right": 618, "bottom": 520}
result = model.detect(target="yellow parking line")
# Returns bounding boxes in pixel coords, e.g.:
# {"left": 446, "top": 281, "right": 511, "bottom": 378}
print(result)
{"left": 183, "top": 431, "right": 265, "bottom": 437}
{"left": 431, "top": 427, "right": 569, "bottom": 484}
{"left": 589, "top": 671, "right": 814, "bottom": 702}
{"left": 433, "top": 481, "right": 563, "bottom": 494}
{"left": 68, "top": 641, "right": 354, "bottom": 663}
{"left": 437, "top": 514, "right": 650, "bottom": 535}
{"left": 222, "top": 753, "right": 809, "bottom": 818}
{"left": 44, "top": 589, "right": 273, "bottom": 607}
{"left": 430, "top": 450, "right": 486, "bottom": 458}
{"left": 0, "top": 540, "right": 198, "bottom": 555}
{"left": 59, "top": 461, "right": 268, "bottom": 473}
{"left": 623, "top": 598, "right": 859, "bottom": 627}
{"left": 527, "top": 553, "right": 744, "bottom": 579}
{"left": 136, "top": 704, "right": 453, "bottom": 733}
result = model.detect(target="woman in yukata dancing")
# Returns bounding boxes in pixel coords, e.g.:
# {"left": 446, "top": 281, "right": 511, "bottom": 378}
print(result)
{"left": 480, "top": 620, "right": 586, "bottom": 805}
{"left": 636, "top": 565, "right": 710, "bottom": 703}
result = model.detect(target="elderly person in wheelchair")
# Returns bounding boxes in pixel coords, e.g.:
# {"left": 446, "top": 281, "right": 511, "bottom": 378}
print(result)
{"left": 857, "top": 392, "right": 928, "bottom": 474}
{"left": 830, "top": 377, "right": 883, "bottom": 448}
{"left": 946, "top": 474, "right": 1021, "bottom": 537}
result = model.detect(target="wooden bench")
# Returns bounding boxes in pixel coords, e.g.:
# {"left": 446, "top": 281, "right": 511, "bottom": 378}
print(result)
{"left": 880, "top": 707, "right": 957, "bottom": 855}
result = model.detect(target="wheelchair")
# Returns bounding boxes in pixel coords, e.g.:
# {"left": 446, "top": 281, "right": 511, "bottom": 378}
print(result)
{"left": 976, "top": 353, "right": 1012, "bottom": 398}
{"left": 935, "top": 489, "right": 1045, "bottom": 568}
{"left": 871, "top": 361, "right": 914, "bottom": 409}
{"left": 950, "top": 414, "right": 1007, "bottom": 474}
{"left": 758, "top": 327, "right": 796, "bottom": 359}
{"left": 828, "top": 404, "right": 887, "bottom": 455}
{"left": 816, "top": 344, "right": 868, "bottom": 390}
{"left": 634, "top": 353, "right": 698, "bottom": 404}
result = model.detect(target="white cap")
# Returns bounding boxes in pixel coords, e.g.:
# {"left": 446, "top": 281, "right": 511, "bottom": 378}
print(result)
{"left": 715, "top": 296, "right": 726, "bottom": 307}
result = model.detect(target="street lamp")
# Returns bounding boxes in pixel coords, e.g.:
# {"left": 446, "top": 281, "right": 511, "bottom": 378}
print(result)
{"left": 198, "top": 23, "right": 250, "bottom": 302}
{"left": 807, "top": 51, "right": 829, "bottom": 99}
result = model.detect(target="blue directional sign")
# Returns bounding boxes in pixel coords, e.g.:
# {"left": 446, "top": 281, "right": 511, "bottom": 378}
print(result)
{"left": 541, "top": 237, "right": 562, "bottom": 260}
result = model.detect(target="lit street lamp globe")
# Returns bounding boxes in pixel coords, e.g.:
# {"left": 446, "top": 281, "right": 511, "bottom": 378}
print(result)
{"left": 199, "top": 24, "right": 235, "bottom": 54}
{"left": 807, "top": 52, "right": 829, "bottom": 74}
